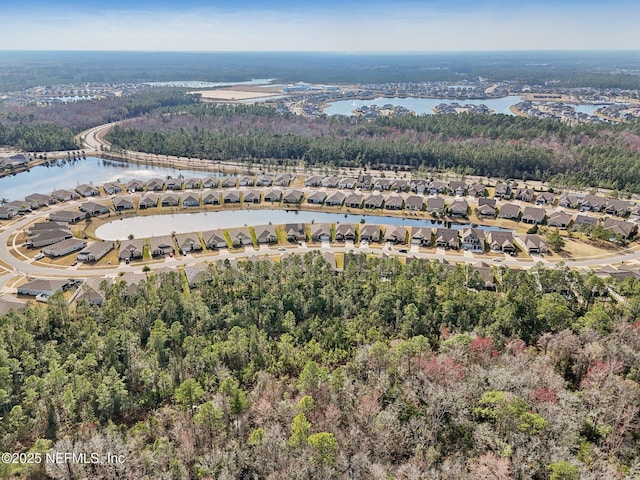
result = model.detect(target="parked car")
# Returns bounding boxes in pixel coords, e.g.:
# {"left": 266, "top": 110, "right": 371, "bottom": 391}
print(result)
{"left": 34, "top": 253, "right": 45, "bottom": 260}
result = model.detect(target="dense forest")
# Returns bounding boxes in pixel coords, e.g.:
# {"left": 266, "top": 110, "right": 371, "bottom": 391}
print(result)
{"left": 1, "top": 253, "right": 639, "bottom": 479}
{"left": 1, "top": 51, "right": 640, "bottom": 90}
{"left": 106, "top": 103, "right": 640, "bottom": 192}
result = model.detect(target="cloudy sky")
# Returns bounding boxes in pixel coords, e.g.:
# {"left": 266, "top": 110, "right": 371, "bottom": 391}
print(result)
{"left": 3, "top": 0, "right": 639, "bottom": 51}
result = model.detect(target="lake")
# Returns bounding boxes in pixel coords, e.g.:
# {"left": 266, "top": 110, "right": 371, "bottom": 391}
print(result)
{"left": 0, "top": 157, "right": 225, "bottom": 201}
{"left": 95, "top": 209, "right": 508, "bottom": 240}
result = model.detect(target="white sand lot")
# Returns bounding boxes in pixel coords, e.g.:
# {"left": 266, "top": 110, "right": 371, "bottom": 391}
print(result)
{"left": 189, "top": 89, "right": 279, "bottom": 101}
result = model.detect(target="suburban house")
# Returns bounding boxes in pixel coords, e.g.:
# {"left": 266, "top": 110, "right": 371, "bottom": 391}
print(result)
{"left": 223, "top": 191, "right": 241, "bottom": 204}
{"left": 76, "top": 184, "right": 99, "bottom": 197}
{"left": 161, "top": 193, "right": 180, "bottom": 207}
{"left": 488, "top": 231, "right": 516, "bottom": 253}
{"left": 405, "top": 195, "right": 424, "bottom": 211}
{"left": 112, "top": 196, "right": 134, "bottom": 211}
{"left": 605, "top": 199, "right": 630, "bottom": 217}
{"left": 449, "top": 181, "right": 467, "bottom": 196}
{"left": 138, "top": 194, "right": 158, "bottom": 209}
{"left": 322, "top": 176, "right": 339, "bottom": 188}
{"left": 580, "top": 195, "right": 606, "bottom": 212}
{"left": 426, "top": 197, "right": 445, "bottom": 213}
{"left": 242, "top": 190, "right": 260, "bottom": 204}
{"left": 80, "top": 201, "right": 110, "bottom": 216}
{"left": 184, "top": 178, "right": 202, "bottom": 189}
{"left": 126, "top": 180, "right": 145, "bottom": 192}
{"left": 548, "top": 211, "right": 573, "bottom": 229}
{"left": 48, "top": 210, "right": 84, "bottom": 223}
{"left": 359, "top": 225, "right": 381, "bottom": 242}
{"left": 515, "top": 188, "right": 535, "bottom": 203}
{"left": 17, "top": 278, "right": 69, "bottom": 297}
{"left": 519, "top": 234, "right": 549, "bottom": 254}
{"left": 384, "top": 226, "right": 407, "bottom": 244}
{"left": 558, "top": 194, "right": 580, "bottom": 209}
{"left": 254, "top": 225, "right": 277, "bottom": 244}
{"left": 573, "top": 215, "right": 599, "bottom": 229}
{"left": 263, "top": 189, "right": 282, "bottom": 203}
{"left": 44, "top": 238, "right": 87, "bottom": 257}
{"left": 494, "top": 183, "right": 512, "bottom": 199}
{"left": 603, "top": 218, "right": 637, "bottom": 239}
{"left": 238, "top": 175, "right": 254, "bottom": 187}
{"left": 391, "top": 179, "right": 410, "bottom": 192}
{"left": 256, "top": 174, "right": 273, "bottom": 187}
{"left": 182, "top": 193, "right": 200, "bottom": 207}
{"left": 471, "top": 262, "right": 495, "bottom": 290}
{"left": 51, "top": 189, "right": 79, "bottom": 202}
{"left": 384, "top": 194, "right": 404, "bottom": 210}
{"left": 522, "top": 206, "right": 546, "bottom": 225}
{"left": 77, "top": 241, "right": 115, "bottom": 262}
{"left": 145, "top": 178, "right": 164, "bottom": 191}
{"left": 310, "top": 223, "right": 332, "bottom": 242}
{"left": 228, "top": 228, "right": 253, "bottom": 246}
{"left": 435, "top": 228, "right": 460, "bottom": 249}
{"left": 202, "top": 191, "right": 220, "bottom": 205}
{"left": 304, "top": 175, "right": 323, "bottom": 187}
{"left": 372, "top": 178, "right": 391, "bottom": 191}
{"left": 325, "top": 191, "right": 346, "bottom": 206}
{"left": 118, "top": 272, "right": 147, "bottom": 297}
{"left": 461, "top": 227, "right": 485, "bottom": 252}
{"left": 449, "top": 199, "right": 469, "bottom": 217}
{"left": 498, "top": 204, "right": 521, "bottom": 221}
{"left": 535, "top": 192, "right": 555, "bottom": 206}
{"left": 28, "top": 227, "right": 73, "bottom": 248}
{"left": 149, "top": 236, "right": 175, "bottom": 256}
{"left": 428, "top": 181, "right": 448, "bottom": 195}
{"left": 468, "top": 184, "right": 486, "bottom": 197}
{"left": 185, "top": 264, "right": 211, "bottom": 288}
{"left": 165, "top": 178, "right": 183, "bottom": 190}
{"left": 75, "top": 277, "right": 111, "bottom": 306}
{"left": 118, "top": 239, "right": 145, "bottom": 260}
{"left": 345, "top": 193, "right": 364, "bottom": 209}
{"left": 364, "top": 194, "right": 384, "bottom": 209}
{"left": 25, "top": 193, "right": 55, "bottom": 208}
{"left": 0, "top": 207, "right": 15, "bottom": 219}
{"left": 338, "top": 177, "right": 357, "bottom": 189}
{"left": 307, "top": 191, "right": 327, "bottom": 205}
{"left": 356, "top": 174, "right": 373, "bottom": 189}
{"left": 283, "top": 190, "right": 304, "bottom": 204}
{"left": 410, "top": 179, "right": 428, "bottom": 194}
{"left": 477, "top": 198, "right": 497, "bottom": 217}
{"left": 274, "top": 174, "right": 292, "bottom": 187}
{"left": 221, "top": 176, "right": 238, "bottom": 188}
{"left": 175, "top": 233, "right": 203, "bottom": 253}
{"left": 285, "top": 224, "right": 305, "bottom": 242}
{"left": 334, "top": 224, "right": 357, "bottom": 242}
{"left": 411, "top": 227, "right": 432, "bottom": 246}
{"left": 202, "top": 230, "right": 227, "bottom": 249}
{"left": 202, "top": 177, "right": 219, "bottom": 189}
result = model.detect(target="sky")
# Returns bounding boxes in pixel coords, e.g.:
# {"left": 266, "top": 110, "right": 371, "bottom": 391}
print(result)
{"left": 2, "top": 0, "right": 640, "bottom": 52}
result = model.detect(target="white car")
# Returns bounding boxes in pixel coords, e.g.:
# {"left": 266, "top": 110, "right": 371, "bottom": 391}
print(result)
{"left": 34, "top": 253, "right": 45, "bottom": 260}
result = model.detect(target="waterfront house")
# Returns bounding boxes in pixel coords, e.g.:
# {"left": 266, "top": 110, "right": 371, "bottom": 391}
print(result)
{"left": 138, "top": 193, "right": 158, "bottom": 209}
{"left": 307, "top": 191, "right": 327, "bottom": 205}
{"left": 184, "top": 178, "right": 202, "bottom": 189}
{"left": 359, "top": 224, "right": 381, "bottom": 242}
{"left": 202, "top": 230, "right": 227, "bottom": 249}
{"left": 426, "top": 197, "right": 445, "bottom": 213}
{"left": 182, "top": 193, "right": 200, "bottom": 208}
{"left": 462, "top": 227, "right": 484, "bottom": 252}
{"left": 165, "top": 178, "right": 183, "bottom": 191}
{"left": 149, "top": 236, "right": 175, "bottom": 256}
{"left": 76, "top": 184, "right": 99, "bottom": 197}
{"left": 310, "top": 223, "right": 332, "bottom": 242}
{"left": 411, "top": 227, "right": 432, "bottom": 246}
{"left": 263, "top": 189, "right": 282, "bottom": 203}
{"left": 325, "top": 191, "right": 346, "bottom": 206}
{"left": 477, "top": 198, "right": 497, "bottom": 217}
{"left": 202, "top": 177, "right": 219, "bottom": 189}
{"left": 25, "top": 193, "right": 55, "bottom": 209}
{"left": 161, "top": 193, "right": 180, "bottom": 207}
{"left": 384, "top": 226, "right": 407, "bottom": 244}
{"left": 145, "top": 178, "right": 164, "bottom": 191}
{"left": 345, "top": 193, "right": 364, "bottom": 209}
{"left": 283, "top": 190, "right": 304, "bottom": 204}
{"left": 118, "top": 239, "right": 145, "bottom": 260}
{"left": 435, "top": 228, "right": 460, "bottom": 249}
{"left": 285, "top": 224, "right": 305, "bottom": 242}
{"left": 223, "top": 191, "right": 240, "bottom": 204}
{"left": 364, "top": 194, "right": 384, "bottom": 209}
{"left": 242, "top": 190, "right": 260, "bottom": 204}
{"left": 221, "top": 176, "right": 237, "bottom": 188}
{"left": 384, "top": 194, "right": 404, "bottom": 210}
{"left": 334, "top": 224, "right": 356, "bottom": 242}
{"left": 202, "top": 191, "right": 220, "bottom": 205}
{"left": 175, "top": 233, "right": 203, "bottom": 253}
{"left": 228, "top": 228, "right": 253, "bottom": 246}
{"left": 405, "top": 195, "right": 424, "bottom": 211}
{"left": 254, "top": 225, "right": 277, "bottom": 244}
{"left": 449, "top": 199, "right": 469, "bottom": 217}
{"left": 51, "top": 189, "right": 79, "bottom": 202}
{"left": 126, "top": 180, "right": 145, "bottom": 192}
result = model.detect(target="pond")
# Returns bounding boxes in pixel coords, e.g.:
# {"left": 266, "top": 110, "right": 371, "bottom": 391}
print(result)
{"left": 95, "top": 209, "right": 509, "bottom": 240}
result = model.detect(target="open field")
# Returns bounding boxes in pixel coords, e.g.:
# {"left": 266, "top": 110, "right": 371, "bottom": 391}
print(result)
{"left": 189, "top": 89, "right": 280, "bottom": 101}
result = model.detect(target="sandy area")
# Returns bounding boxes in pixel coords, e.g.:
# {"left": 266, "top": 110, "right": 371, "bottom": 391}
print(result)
{"left": 189, "top": 89, "right": 280, "bottom": 101}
